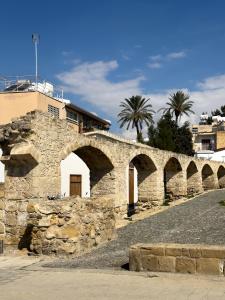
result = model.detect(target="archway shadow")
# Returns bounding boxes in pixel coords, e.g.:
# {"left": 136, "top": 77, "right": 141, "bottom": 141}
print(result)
{"left": 18, "top": 224, "right": 34, "bottom": 251}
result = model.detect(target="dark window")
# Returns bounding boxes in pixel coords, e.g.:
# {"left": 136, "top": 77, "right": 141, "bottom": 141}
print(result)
{"left": 192, "top": 127, "right": 198, "bottom": 133}
{"left": 202, "top": 139, "right": 211, "bottom": 150}
{"left": 48, "top": 105, "right": 59, "bottom": 118}
{"left": 66, "top": 110, "right": 78, "bottom": 122}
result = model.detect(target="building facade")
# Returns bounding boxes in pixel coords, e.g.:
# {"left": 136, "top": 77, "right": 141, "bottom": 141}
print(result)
{"left": 192, "top": 116, "right": 225, "bottom": 161}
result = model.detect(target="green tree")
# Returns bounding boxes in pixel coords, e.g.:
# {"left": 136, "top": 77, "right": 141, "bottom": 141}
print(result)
{"left": 161, "top": 91, "right": 194, "bottom": 124}
{"left": 118, "top": 95, "right": 154, "bottom": 142}
{"left": 175, "top": 122, "right": 194, "bottom": 156}
{"left": 148, "top": 113, "right": 176, "bottom": 151}
{"left": 147, "top": 113, "right": 193, "bottom": 156}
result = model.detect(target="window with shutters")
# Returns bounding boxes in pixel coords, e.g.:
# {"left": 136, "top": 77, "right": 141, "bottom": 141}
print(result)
{"left": 48, "top": 105, "right": 59, "bottom": 118}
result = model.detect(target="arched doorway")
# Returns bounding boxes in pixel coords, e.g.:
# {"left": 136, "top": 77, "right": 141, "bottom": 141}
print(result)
{"left": 187, "top": 161, "right": 202, "bottom": 195}
{"left": 61, "top": 145, "right": 115, "bottom": 198}
{"left": 202, "top": 164, "right": 215, "bottom": 190}
{"left": 217, "top": 166, "right": 225, "bottom": 188}
{"left": 164, "top": 157, "right": 185, "bottom": 200}
{"left": 128, "top": 154, "right": 157, "bottom": 215}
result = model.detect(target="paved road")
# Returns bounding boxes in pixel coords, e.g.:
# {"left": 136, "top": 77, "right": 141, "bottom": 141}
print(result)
{"left": 45, "top": 190, "right": 225, "bottom": 269}
{"left": 1, "top": 266, "right": 225, "bottom": 300}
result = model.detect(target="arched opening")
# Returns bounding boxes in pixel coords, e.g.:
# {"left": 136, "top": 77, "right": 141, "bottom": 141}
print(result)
{"left": 217, "top": 166, "right": 225, "bottom": 188}
{"left": 202, "top": 164, "right": 215, "bottom": 190}
{"left": 164, "top": 157, "right": 185, "bottom": 200}
{"left": 187, "top": 161, "right": 202, "bottom": 195}
{"left": 61, "top": 146, "right": 115, "bottom": 198}
{"left": 128, "top": 154, "right": 157, "bottom": 215}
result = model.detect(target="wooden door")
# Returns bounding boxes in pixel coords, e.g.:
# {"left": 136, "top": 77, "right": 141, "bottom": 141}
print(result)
{"left": 70, "top": 175, "right": 82, "bottom": 197}
{"left": 129, "top": 168, "right": 134, "bottom": 204}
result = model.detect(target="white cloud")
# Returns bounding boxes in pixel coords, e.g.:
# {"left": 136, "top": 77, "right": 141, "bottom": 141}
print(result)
{"left": 147, "top": 51, "right": 186, "bottom": 69}
{"left": 166, "top": 51, "right": 186, "bottom": 60}
{"left": 57, "top": 60, "right": 144, "bottom": 115}
{"left": 149, "top": 55, "right": 162, "bottom": 62}
{"left": 197, "top": 74, "right": 225, "bottom": 90}
{"left": 57, "top": 60, "right": 225, "bottom": 138}
{"left": 147, "top": 62, "right": 162, "bottom": 69}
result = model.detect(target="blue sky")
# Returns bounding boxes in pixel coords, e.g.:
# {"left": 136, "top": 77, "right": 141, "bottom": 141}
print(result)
{"left": 1, "top": 0, "right": 225, "bottom": 136}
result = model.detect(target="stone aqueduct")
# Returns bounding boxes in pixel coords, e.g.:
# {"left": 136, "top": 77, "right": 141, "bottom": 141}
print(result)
{"left": 0, "top": 111, "right": 225, "bottom": 250}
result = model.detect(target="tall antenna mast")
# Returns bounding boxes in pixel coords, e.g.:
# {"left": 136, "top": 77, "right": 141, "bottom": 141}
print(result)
{"left": 32, "top": 33, "right": 40, "bottom": 89}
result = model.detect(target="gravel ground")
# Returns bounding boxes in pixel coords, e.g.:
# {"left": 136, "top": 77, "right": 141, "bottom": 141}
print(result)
{"left": 44, "top": 190, "right": 225, "bottom": 270}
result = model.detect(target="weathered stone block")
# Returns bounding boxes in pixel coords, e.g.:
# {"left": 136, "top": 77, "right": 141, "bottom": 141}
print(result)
{"left": 129, "top": 248, "right": 142, "bottom": 271}
{"left": 176, "top": 257, "right": 196, "bottom": 274}
{"left": 0, "top": 200, "right": 5, "bottom": 210}
{"left": 141, "top": 255, "right": 158, "bottom": 271}
{"left": 140, "top": 245, "right": 165, "bottom": 256}
{"left": 0, "top": 222, "right": 5, "bottom": 234}
{"left": 189, "top": 248, "right": 202, "bottom": 258}
{"left": 196, "top": 258, "right": 224, "bottom": 275}
{"left": 58, "top": 225, "right": 80, "bottom": 239}
{"left": 201, "top": 247, "right": 225, "bottom": 259}
{"left": 5, "top": 214, "right": 17, "bottom": 226}
{"left": 156, "top": 256, "right": 176, "bottom": 272}
{"left": 165, "top": 245, "right": 182, "bottom": 257}
{"left": 27, "top": 203, "right": 36, "bottom": 213}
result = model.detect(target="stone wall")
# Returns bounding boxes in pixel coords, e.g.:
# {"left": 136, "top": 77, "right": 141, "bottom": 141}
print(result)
{"left": 130, "top": 243, "right": 225, "bottom": 275}
{"left": 0, "top": 184, "right": 5, "bottom": 240}
{"left": 27, "top": 196, "right": 116, "bottom": 256}
{"left": 1, "top": 111, "right": 225, "bottom": 251}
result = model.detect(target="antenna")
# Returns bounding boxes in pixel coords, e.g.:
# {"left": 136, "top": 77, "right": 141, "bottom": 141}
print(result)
{"left": 32, "top": 33, "right": 40, "bottom": 89}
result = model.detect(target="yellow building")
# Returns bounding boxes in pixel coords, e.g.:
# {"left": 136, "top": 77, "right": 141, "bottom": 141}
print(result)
{"left": 192, "top": 123, "right": 225, "bottom": 153}
{"left": 0, "top": 80, "right": 110, "bottom": 132}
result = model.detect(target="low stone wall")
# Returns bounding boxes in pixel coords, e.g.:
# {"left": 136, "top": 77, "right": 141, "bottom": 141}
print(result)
{"left": 129, "top": 243, "right": 225, "bottom": 275}
{"left": 27, "top": 196, "right": 116, "bottom": 256}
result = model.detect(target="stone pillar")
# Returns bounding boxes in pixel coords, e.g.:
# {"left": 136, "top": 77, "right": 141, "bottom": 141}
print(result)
{"left": 202, "top": 165, "right": 218, "bottom": 190}
{"left": 138, "top": 169, "right": 164, "bottom": 207}
{"left": 165, "top": 169, "right": 187, "bottom": 199}
{"left": 217, "top": 167, "right": 225, "bottom": 188}
{"left": 187, "top": 163, "right": 203, "bottom": 195}
{"left": 114, "top": 166, "right": 128, "bottom": 216}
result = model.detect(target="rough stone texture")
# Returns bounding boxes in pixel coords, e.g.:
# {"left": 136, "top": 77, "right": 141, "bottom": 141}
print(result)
{"left": 0, "top": 111, "right": 225, "bottom": 250}
{"left": 27, "top": 196, "right": 116, "bottom": 256}
{"left": 129, "top": 243, "right": 225, "bottom": 275}
{"left": 0, "top": 184, "right": 5, "bottom": 239}
{"left": 43, "top": 190, "right": 225, "bottom": 270}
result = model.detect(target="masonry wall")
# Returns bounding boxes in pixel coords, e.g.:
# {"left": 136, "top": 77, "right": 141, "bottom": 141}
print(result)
{"left": 27, "top": 196, "right": 116, "bottom": 256}
{"left": 0, "top": 111, "right": 225, "bottom": 251}
{"left": 130, "top": 243, "right": 225, "bottom": 275}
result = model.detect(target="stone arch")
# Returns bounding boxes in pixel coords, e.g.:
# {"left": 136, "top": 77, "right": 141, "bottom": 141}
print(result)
{"left": 164, "top": 157, "right": 186, "bottom": 199}
{"left": 202, "top": 164, "right": 216, "bottom": 190}
{"left": 186, "top": 161, "right": 202, "bottom": 195}
{"left": 217, "top": 166, "right": 225, "bottom": 188}
{"left": 61, "top": 144, "right": 115, "bottom": 198}
{"left": 128, "top": 153, "right": 158, "bottom": 212}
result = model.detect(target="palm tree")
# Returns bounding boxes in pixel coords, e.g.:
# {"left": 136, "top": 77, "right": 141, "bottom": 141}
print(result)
{"left": 118, "top": 95, "right": 155, "bottom": 141}
{"left": 160, "top": 91, "right": 194, "bottom": 124}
